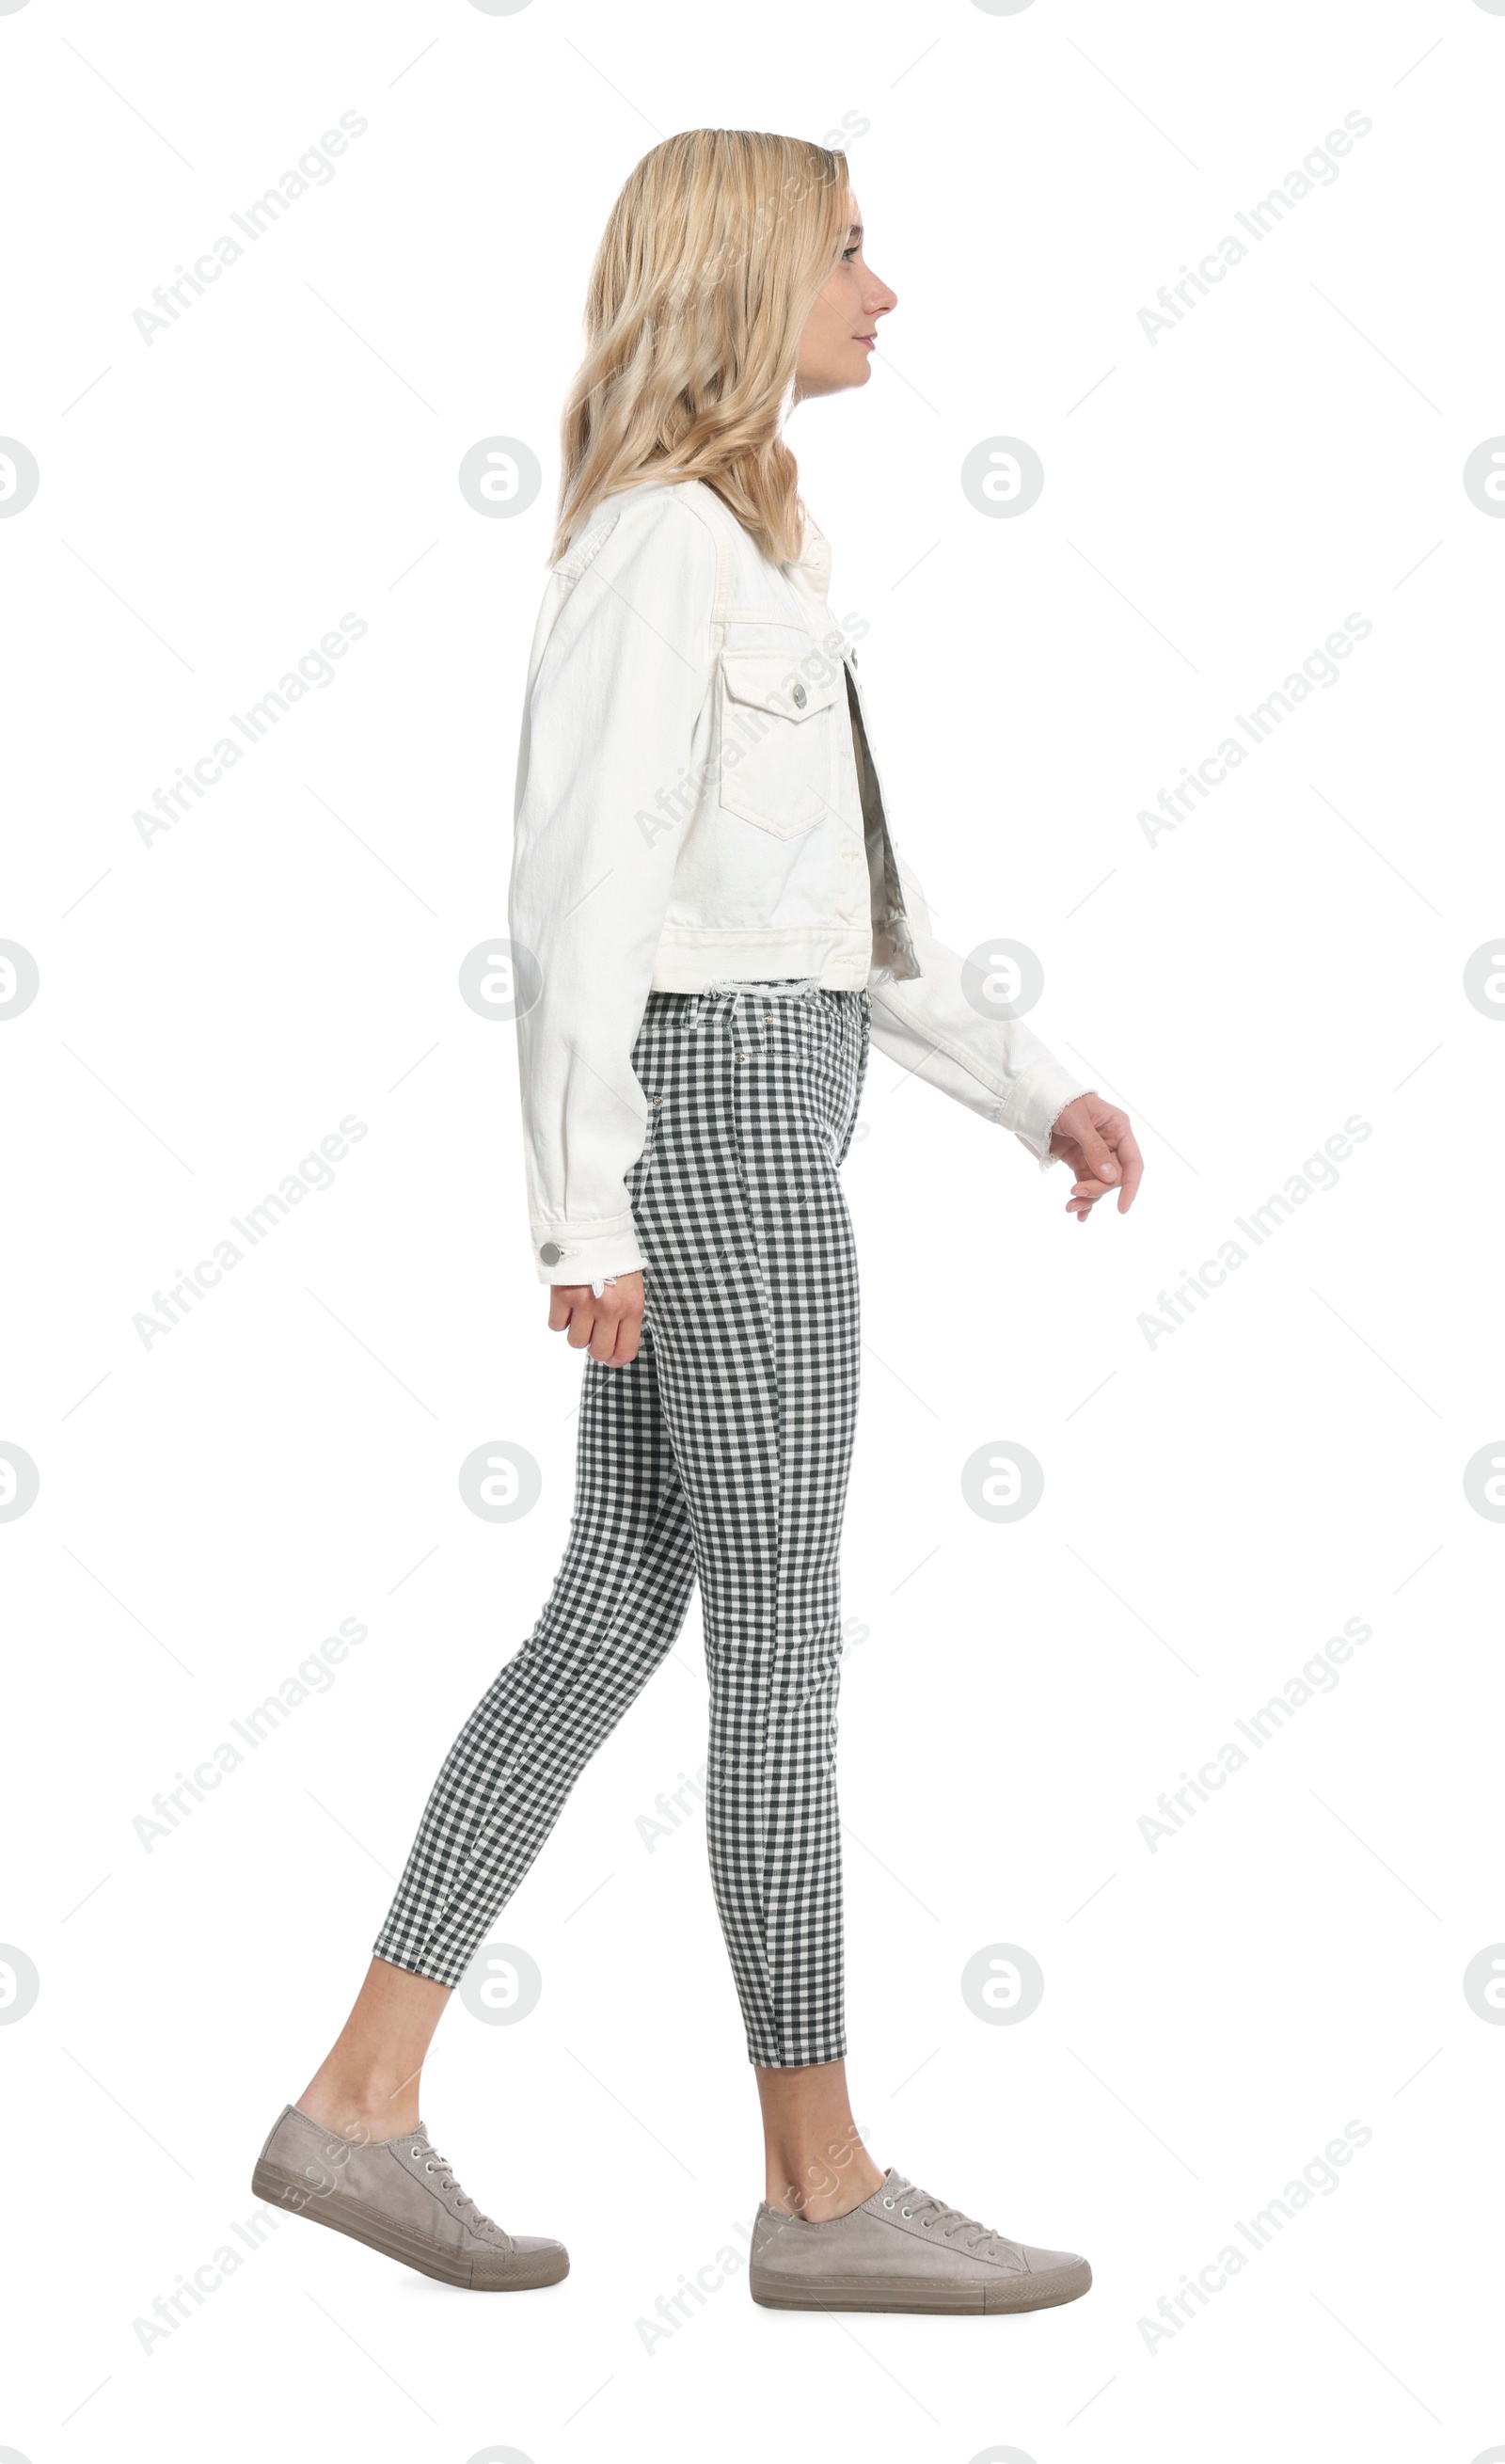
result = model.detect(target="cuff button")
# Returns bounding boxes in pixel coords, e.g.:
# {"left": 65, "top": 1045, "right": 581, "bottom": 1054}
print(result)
{"left": 539, "top": 1240, "right": 562, "bottom": 1264}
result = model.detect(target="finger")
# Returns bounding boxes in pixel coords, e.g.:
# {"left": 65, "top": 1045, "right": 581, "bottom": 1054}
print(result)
{"left": 1115, "top": 1127, "right": 1147, "bottom": 1211}
{"left": 565, "top": 1301, "right": 599, "bottom": 1351}
{"left": 1078, "top": 1124, "right": 1119, "bottom": 1184}
{"left": 591, "top": 1280, "right": 640, "bottom": 1359}
{"left": 590, "top": 1297, "right": 638, "bottom": 1364}
{"left": 547, "top": 1283, "right": 581, "bottom": 1333}
{"left": 591, "top": 1291, "right": 640, "bottom": 1370}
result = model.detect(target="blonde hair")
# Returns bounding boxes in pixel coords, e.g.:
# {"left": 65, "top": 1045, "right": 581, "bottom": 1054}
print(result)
{"left": 551, "top": 129, "right": 850, "bottom": 567}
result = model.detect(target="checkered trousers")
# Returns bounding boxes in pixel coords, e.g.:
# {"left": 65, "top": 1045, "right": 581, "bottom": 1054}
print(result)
{"left": 373, "top": 979, "right": 870, "bottom": 2067}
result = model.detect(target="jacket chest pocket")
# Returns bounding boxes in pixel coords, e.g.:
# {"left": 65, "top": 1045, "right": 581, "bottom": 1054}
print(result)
{"left": 717, "top": 648, "right": 840, "bottom": 838}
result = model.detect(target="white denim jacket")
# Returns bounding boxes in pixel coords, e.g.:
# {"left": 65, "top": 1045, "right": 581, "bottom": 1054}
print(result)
{"left": 509, "top": 478, "right": 1090, "bottom": 1282}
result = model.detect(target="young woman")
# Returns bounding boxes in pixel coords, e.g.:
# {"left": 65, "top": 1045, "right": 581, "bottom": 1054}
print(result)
{"left": 254, "top": 128, "right": 1142, "bottom": 2314}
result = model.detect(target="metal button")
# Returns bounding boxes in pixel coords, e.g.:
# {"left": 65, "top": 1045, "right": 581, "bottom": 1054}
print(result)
{"left": 539, "top": 1241, "right": 562, "bottom": 1264}
{"left": 651, "top": 1095, "right": 661, "bottom": 1106}
{"left": 791, "top": 682, "right": 807, "bottom": 707}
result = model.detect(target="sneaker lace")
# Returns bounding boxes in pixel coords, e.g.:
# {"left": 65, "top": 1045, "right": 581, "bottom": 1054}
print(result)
{"left": 901, "top": 2182, "right": 1022, "bottom": 2263}
{"left": 408, "top": 2133, "right": 499, "bottom": 2234}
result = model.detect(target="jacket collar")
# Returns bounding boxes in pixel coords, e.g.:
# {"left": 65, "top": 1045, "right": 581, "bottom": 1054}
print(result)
{"left": 794, "top": 510, "right": 832, "bottom": 580}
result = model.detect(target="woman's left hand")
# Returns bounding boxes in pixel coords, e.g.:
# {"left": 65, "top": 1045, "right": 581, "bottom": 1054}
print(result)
{"left": 1049, "top": 1094, "right": 1144, "bottom": 1223}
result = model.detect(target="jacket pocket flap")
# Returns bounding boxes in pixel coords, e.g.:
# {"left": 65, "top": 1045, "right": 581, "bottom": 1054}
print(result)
{"left": 720, "top": 650, "right": 840, "bottom": 722}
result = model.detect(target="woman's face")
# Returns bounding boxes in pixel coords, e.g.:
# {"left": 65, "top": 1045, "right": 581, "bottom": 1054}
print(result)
{"left": 794, "top": 196, "right": 896, "bottom": 402}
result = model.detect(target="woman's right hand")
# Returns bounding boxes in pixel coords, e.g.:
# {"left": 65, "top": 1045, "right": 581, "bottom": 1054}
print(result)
{"left": 547, "top": 1273, "right": 645, "bottom": 1365}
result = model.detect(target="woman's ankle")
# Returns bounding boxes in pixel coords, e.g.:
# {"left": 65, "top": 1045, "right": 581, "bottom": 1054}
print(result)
{"left": 765, "top": 2142, "right": 886, "bottom": 2221}
{"left": 296, "top": 2069, "right": 422, "bottom": 2144}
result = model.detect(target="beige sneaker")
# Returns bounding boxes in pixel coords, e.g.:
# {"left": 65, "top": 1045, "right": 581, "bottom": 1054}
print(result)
{"left": 749, "top": 2167, "right": 1090, "bottom": 2313}
{"left": 251, "top": 2104, "right": 568, "bottom": 2293}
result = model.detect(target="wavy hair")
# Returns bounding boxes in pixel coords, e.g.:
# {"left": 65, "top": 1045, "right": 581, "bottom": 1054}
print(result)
{"left": 551, "top": 129, "right": 850, "bottom": 567}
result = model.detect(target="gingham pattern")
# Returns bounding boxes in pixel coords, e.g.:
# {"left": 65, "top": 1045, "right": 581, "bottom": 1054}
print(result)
{"left": 373, "top": 979, "right": 870, "bottom": 2067}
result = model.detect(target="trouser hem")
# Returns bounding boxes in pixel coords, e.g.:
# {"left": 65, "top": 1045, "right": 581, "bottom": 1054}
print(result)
{"left": 371, "top": 1940, "right": 466, "bottom": 1991}
{"left": 748, "top": 2042, "right": 849, "bottom": 2069}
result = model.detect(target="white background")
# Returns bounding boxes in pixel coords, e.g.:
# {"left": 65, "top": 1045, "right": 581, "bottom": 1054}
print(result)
{"left": 2, "top": 1, "right": 1502, "bottom": 2458}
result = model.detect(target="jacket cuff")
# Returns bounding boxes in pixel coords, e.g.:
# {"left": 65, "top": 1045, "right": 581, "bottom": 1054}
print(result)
{"left": 529, "top": 1216, "right": 646, "bottom": 1287}
{"left": 1001, "top": 1061, "right": 1094, "bottom": 1168}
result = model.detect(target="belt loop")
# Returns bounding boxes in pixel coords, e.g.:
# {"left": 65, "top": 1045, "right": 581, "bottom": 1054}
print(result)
{"left": 686, "top": 991, "right": 703, "bottom": 1031}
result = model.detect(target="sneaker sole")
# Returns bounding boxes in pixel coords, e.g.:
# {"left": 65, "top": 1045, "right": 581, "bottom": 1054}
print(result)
{"left": 749, "top": 2259, "right": 1091, "bottom": 2314}
{"left": 250, "top": 2158, "right": 568, "bottom": 2293}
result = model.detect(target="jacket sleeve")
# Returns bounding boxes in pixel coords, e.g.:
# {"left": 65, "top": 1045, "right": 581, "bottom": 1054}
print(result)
{"left": 509, "top": 491, "right": 717, "bottom": 1282}
{"left": 867, "top": 841, "right": 1093, "bottom": 1168}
